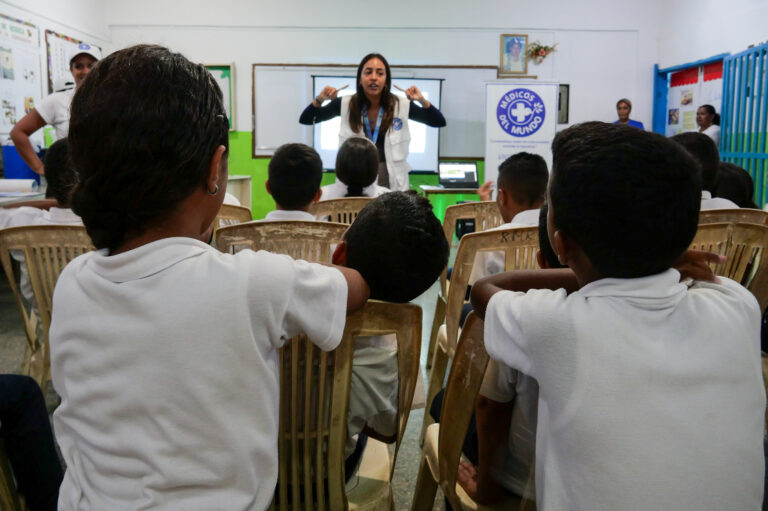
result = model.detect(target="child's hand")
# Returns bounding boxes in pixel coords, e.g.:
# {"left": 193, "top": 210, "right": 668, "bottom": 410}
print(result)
{"left": 673, "top": 249, "right": 725, "bottom": 283}
{"left": 477, "top": 181, "right": 493, "bottom": 201}
{"left": 457, "top": 460, "right": 479, "bottom": 500}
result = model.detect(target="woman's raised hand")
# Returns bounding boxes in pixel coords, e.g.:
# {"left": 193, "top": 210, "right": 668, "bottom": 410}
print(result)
{"left": 315, "top": 84, "right": 348, "bottom": 105}
{"left": 393, "top": 84, "right": 430, "bottom": 107}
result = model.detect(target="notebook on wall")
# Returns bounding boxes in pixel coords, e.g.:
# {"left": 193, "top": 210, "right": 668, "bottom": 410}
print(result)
{"left": 438, "top": 161, "right": 479, "bottom": 189}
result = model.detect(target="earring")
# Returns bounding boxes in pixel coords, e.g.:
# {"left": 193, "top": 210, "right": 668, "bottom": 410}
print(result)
{"left": 207, "top": 184, "right": 219, "bottom": 196}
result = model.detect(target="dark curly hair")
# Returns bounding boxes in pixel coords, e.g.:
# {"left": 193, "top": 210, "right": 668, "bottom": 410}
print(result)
{"left": 344, "top": 191, "right": 448, "bottom": 302}
{"left": 68, "top": 44, "right": 229, "bottom": 251}
{"left": 670, "top": 131, "right": 719, "bottom": 192}
{"left": 267, "top": 143, "right": 323, "bottom": 210}
{"left": 43, "top": 138, "right": 77, "bottom": 205}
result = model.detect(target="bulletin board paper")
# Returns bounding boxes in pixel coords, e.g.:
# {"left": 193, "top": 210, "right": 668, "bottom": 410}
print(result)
{"left": 0, "top": 13, "right": 42, "bottom": 137}
{"left": 45, "top": 29, "right": 100, "bottom": 94}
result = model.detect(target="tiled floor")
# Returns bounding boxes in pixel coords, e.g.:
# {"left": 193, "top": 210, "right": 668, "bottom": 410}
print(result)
{"left": 0, "top": 272, "right": 446, "bottom": 509}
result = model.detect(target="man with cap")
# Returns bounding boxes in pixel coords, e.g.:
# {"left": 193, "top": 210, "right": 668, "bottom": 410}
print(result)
{"left": 10, "top": 43, "right": 102, "bottom": 176}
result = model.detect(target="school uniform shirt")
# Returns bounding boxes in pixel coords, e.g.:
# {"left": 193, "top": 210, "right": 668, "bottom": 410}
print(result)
{"left": 262, "top": 209, "right": 316, "bottom": 221}
{"left": 484, "top": 270, "right": 764, "bottom": 511}
{"left": 320, "top": 180, "right": 390, "bottom": 200}
{"left": 701, "top": 124, "right": 721, "bottom": 146}
{"left": 613, "top": 119, "right": 644, "bottom": 130}
{"left": 469, "top": 208, "right": 540, "bottom": 285}
{"left": 701, "top": 190, "right": 738, "bottom": 210}
{"left": 35, "top": 89, "right": 75, "bottom": 141}
{"left": 50, "top": 237, "right": 348, "bottom": 510}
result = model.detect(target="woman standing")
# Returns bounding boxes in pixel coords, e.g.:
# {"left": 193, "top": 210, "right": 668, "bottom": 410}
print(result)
{"left": 613, "top": 98, "right": 644, "bottom": 130}
{"left": 10, "top": 43, "right": 101, "bottom": 175}
{"left": 299, "top": 53, "right": 446, "bottom": 191}
{"left": 697, "top": 104, "right": 720, "bottom": 146}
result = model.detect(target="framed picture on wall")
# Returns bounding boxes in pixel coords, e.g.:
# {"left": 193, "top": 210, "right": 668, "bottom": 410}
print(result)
{"left": 205, "top": 63, "right": 236, "bottom": 131}
{"left": 558, "top": 84, "right": 570, "bottom": 124}
{"left": 499, "top": 34, "right": 528, "bottom": 76}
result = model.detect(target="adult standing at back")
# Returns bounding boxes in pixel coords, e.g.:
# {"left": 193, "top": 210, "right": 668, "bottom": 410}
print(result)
{"left": 299, "top": 53, "right": 446, "bottom": 191}
{"left": 697, "top": 104, "right": 720, "bottom": 146}
{"left": 10, "top": 43, "right": 101, "bottom": 176}
{"left": 613, "top": 98, "right": 644, "bottom": 130}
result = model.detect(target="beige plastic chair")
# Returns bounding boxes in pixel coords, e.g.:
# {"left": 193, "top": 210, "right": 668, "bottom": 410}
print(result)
{"left": 427, "top": 202, "right": 503, "bottom": 370}
{"left": 215, "top": 221, "right": 348, "bottom": 262}
{"left": 762, "top": 353, "right": 768, "bottom": 431}
{"left": 422, "top": 226, "right": 539, "bottom": 443}
{"left": 0, "top": 225, "right": 94, "bottom": 388}
{"left": 309, "top": 197, "right": 374, "bottom": 225}
{"left": 411, "top": 313, "right": 533, "bottom": 511}
{"left": 0, "top": 441, "right": 24, "bottom": 511}
{"left": 698, "top": 208, "right": 768, "bottom": 226}
{"left": 690, "top": 222, "right": 768, "bottom": 311}
{"left": 272, "top": 300, "right": 422, "bottom": 511}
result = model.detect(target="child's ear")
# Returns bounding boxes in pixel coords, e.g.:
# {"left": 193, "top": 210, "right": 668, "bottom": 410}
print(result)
{"left": 206, "top": 145, "right": 227, "bottom": 193}
{"left": 313, "top": 188, "right": 322, "bottom": 203}
{"left": 536, "top": 249, "right": 549, "bottom": 269}
{"left": 552, "top": 229, "right": 569, "bottom": 267}
{"left": 332, "top": 241, "right": 348, "bottom": 266}
{"left": 265, "top": 180, "right": 271, "bottom": 196}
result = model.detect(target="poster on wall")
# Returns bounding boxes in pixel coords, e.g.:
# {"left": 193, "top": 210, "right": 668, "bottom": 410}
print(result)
{"left": 205, "top": 64, "right": 235, "bottom": 131}
{"left": 0, "top": 13, "right": 42, "bottom": 138}
{"left": 665, "top": 63, "right": 722, "bottom": 137}
{"left": 485, "top": 81, "right": 558, "bottom": 188}
{"left": 45, "top": 29, "right": 101, "bottom": 94}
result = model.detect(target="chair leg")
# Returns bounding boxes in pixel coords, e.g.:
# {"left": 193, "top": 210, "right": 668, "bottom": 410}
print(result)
{"left": 410, "top": 454, "right": 439, "bottom": 511}
{"left": 420, "top": 346, "right": 448, "bottom": 446}
{"left": 426, "top": 295, "right": 446, "bottom": 370}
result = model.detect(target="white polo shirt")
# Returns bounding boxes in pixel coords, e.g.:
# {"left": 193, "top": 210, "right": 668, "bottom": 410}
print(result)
{"left": 51, "top": 237, "right": 348, "bottom": 510}
{"left": 35, "top": 89, "right": 75, "bottom": 140}
{"left": 320, "top": 180, "right": 390, "bottom": 200}
{"left": 484, "top": 270, "right": 764, "bottom": 510}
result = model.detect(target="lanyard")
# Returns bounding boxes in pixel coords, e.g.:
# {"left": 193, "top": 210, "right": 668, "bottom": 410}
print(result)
{"left": 362, "top": 105, "right": 384, "bottom": 142}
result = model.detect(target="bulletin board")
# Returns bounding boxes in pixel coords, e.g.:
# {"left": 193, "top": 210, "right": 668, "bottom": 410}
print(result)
{"left": 0, "top": 13, "right": 42, "bottom": 137}
{"left": 44, "top": 29, "right": 100, "bottom": 94}
{"left": 205, "top": 63, "right": 235, "bottom": 131}
{"left": 665, "top": 62, "right": 723, "bottom": 137}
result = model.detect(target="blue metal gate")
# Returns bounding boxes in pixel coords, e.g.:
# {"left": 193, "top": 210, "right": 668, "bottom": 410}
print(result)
{"left": 722, "top": 42, "right": 768, "bottom": 206}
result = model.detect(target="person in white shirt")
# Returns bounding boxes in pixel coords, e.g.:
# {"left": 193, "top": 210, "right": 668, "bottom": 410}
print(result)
{"left": 50, "top": 44, "right": 370, "bottom": 510}
{"left": 10, "top": 43, "right": 101, "bottom": 176}
{"left": 671, "top": 131, "right": 738, "bottom": 210}
{"left": 697, "top": 104, "right": 721, "bottom": 146}
{"left": 468, "top": 122, "right": 764, "bottom": 509}
{"left": 321, "top": 137, "right": 390, "bottom": 200}
{"left": 263, "top": 143, "right": 322, "bottom": 221}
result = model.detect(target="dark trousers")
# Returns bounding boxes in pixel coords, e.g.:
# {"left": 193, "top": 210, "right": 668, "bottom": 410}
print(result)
{"left": 0, "top": 375, "right": 63, "bottom": 511}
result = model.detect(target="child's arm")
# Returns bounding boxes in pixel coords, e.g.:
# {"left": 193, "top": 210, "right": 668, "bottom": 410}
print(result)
{"left": 457, "top": 396, "right": 514, "bottom": 504}
{"left": 325, "top": 264, "right": 370, "bottom": 313}
{"left": 471, "top": 269, "right": 579, "bottom": 320}
{"left": 673, "top": 249, "right": 725, "bottom": 283}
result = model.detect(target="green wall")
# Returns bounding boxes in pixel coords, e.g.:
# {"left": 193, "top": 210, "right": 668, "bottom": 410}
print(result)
{"left": 227, "top": 131, "right": 485, "bottom": 221}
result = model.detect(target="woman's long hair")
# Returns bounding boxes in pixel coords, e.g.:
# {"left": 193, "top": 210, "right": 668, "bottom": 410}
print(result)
{"left": 348, "top": 53, "right": 394, "bottom": 136}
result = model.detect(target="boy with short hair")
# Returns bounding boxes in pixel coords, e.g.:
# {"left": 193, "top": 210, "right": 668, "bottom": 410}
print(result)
{"left": 471, "top": 122, "right": 764, "bottom": 509}
{"left": 264, "top": 142, "right": 323, "bottom": 220}
{"left": 671, "top": 131, "right": 738, "bottom": 210}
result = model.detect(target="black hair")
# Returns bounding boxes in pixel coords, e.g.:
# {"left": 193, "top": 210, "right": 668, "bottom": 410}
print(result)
{"left": 344, "top": 191, "right": 448, "bottom": 302}
{"left": 550, "top": 122, "right": 700, "bottom": 278}
{"left": 538, "top": 203, "right": 564, "bottom": 269}
{"left": 714, "top": 162, "right": 759, "bottom": 208}
{"left": 498, "top": 152, "right": 549, "bottom": 207}
{"left": 335, "top": 137, "right": 379, "bottom": 197}
{"left": 68, "top": 44, "right": 229, "bottom": 251}
{"left": 43, "top": 138, "right": 77, "bottom": 205}
{"left": 268, "top": 143, "right": 322, "bottom": 210}
{"left": 349, "top": 53, "right": 394, "bottom": 135}
{"left": 699, "top": 104, "right": 720, "bottom": 126}
{"left": 670, "top": 132, "right": 720, "bottom": 192}
{"left": 616, "top": 98, "right": 632, "bottom": 110}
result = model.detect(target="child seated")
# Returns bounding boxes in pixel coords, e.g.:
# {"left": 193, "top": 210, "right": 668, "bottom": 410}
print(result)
{"left": 671, "top": 131, "right": 738, "bottom": 210}
{"left": 714, "top": 161, "right": 759, "bottom": 209}
{"left": 321, "top": 137, "right": 390, "bottom": 199}
{"left": 49, "top": 44, "right": 369, "bottom": 509}
{"left": 263, "top": 142, "right": 323, "bottom": 220}
{"left": 471, "top": 122, "right": 764, "bottom": 509}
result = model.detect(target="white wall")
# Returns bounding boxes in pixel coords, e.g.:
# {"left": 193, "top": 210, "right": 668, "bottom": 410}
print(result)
{"left": 658, "top": 0, "right": 768, "bottom": 68}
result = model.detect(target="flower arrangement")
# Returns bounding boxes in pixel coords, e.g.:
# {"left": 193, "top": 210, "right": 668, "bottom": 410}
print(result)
{"left": 527, "top": 41, "right": 557, "bottom": 64}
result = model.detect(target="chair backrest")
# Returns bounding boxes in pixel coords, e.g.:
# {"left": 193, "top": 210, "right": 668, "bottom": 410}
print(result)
{"left": 690, "top": 222, "right": 768, "bottom": 310}
{"left": 699, "top": 208, "right": 768, "bottom": 226}
{"left": 436, "top": 313, "right": 490, "bottom": 509}
{"left": 762, "top": 353, "right": 768, "bottom": 432}
{"left": 438, "top": 201, "right": 504, "bottom": 295}
{"left": 445, "top": 226, "right": 539, "bottom": 355}
{"left": 214, "top": 221, "right": 348, "bottom": 262}
{"left": 274, "top": 301, "right": 422, "bottom": 511}
{"left": 0, "top": 441, "right": 23, "bottom": 511}
{"left": 308, "top": 198, "right": 373, "bottom": 225}
{"left": 0, "top": 225, "right": 94, "bottom": 387}
{"left": 215, "top": 204, "right": 252, "bottom": 229}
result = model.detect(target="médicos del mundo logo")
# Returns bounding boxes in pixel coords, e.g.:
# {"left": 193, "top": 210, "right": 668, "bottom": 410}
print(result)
{"left": 496, "top": 88, "right": 545, "bottom": 137}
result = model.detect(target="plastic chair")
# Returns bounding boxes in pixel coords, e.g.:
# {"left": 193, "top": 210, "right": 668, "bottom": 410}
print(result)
{"left": 215, "top": 221, "right": 348, "bottom": 262}
{"left": 214, "top": 204, "right": 252, "bottom": 233}
{"left": 308, "top": 198, "right": 374, "bottom": 224}
{"left": 698, "top": 208, "right": 768, "bottom": 226}
{"left": 690, "top": 222, "right": 768, "bottom": 311}
{"left": 0, "top": 225, "right": 93, "bottom": 389}
{"left": 427, "top": 202, "right": 503, "bottom": 370}
{"left": 272, "top": 300, "right": 422, "bottom": 511}
{"left": 422, "top": 226, "right": 539, "bottom": 444}
{"left": 411, "top": 313, "right": 533, "bottom": 511}
{"left": 0, "top": 441, "right": 24, "bottom": 511}
{"left": 762, "top": 353, "right": 768, "bottom": 431}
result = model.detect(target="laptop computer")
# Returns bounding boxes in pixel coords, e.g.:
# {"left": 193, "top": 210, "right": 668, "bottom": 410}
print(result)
{"left": 438, "top": 161, "right": 479, "bottom": 189}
